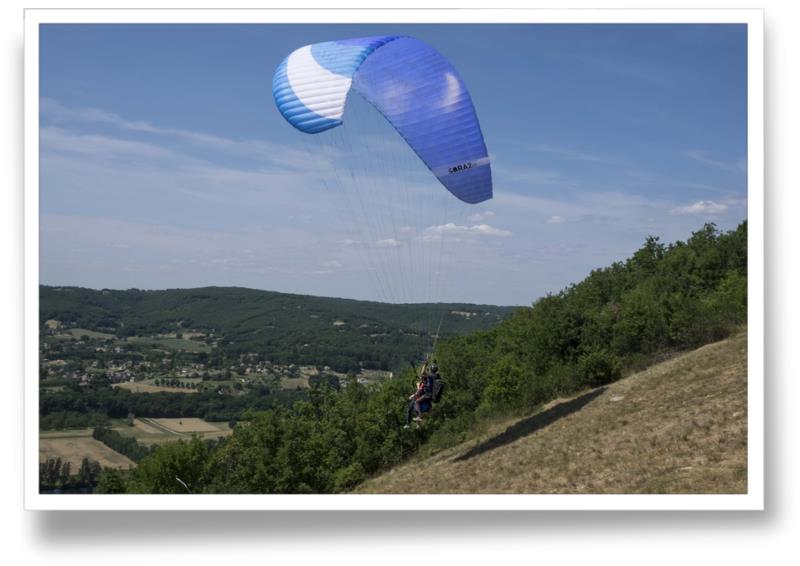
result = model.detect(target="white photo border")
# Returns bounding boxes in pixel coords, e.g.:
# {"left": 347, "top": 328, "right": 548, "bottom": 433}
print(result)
{"left": 24, "top": 8, "right": 764, "bottom": 511}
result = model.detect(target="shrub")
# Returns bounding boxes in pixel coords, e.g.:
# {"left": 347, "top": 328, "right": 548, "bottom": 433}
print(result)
{"left": 481, "top": 354, "right": 528, "bottom": 408}
{"left": 333, "top": 462, "right": 365, "bottom": 492}
{"left": 578, "top": 350, "right": 622, "bottom": 388}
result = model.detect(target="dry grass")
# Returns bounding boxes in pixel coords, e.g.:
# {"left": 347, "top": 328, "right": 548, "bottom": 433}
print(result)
{"left": 39, "top": 434, "right": 135, "bottom": 470}
{"left": 113, "top": 382, "right": 198, "bottom": 394}
{"left": 357, "top": 331, "right": 748, "bottom": 494}
{"left": 280, "top": 376, "right": 310, "bottom": 390}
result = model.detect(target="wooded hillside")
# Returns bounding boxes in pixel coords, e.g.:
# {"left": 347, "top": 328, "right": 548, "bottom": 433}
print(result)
{"left": 94, "top": 221, "right": 747, "bottom": 494}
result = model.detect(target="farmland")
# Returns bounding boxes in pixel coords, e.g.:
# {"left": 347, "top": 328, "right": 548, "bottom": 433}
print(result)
{"left": 62, "top": 328, "right": 117, "bottom": 340}
{"left": 279, "top": 375, "right": 310, "bottom": 390}
{"left": 113, "top": 380, "right": 200, "bottom": 394}
{"left": 39, "top": 430, "right": 135, "bottom": 470}
{"left": 134, "top": 417, "right": 232, "bottom": 441}
{"left": 40, "top": 417, "right": 233, "bottom": 463}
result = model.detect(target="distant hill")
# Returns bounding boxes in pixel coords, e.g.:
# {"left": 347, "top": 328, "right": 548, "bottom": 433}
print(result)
{"left": 357, "top": 330, "right": 747, "bottom": 494}
{"left": 39, "top": 285, "right": 516, "bottom": 372}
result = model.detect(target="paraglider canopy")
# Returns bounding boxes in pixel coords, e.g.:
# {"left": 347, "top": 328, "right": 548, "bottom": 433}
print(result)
{"left": 273, "top": 35, "right": 493, "bottom": 204}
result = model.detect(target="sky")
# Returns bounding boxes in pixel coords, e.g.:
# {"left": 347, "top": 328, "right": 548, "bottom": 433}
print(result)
{"left": 38, "top": 23, "right": 748, "bottom": 306}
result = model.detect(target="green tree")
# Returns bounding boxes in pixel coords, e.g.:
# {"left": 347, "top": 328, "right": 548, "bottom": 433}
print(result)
{"left": 96, "top": 468, "right": 128, "bottom": 493}
{"left": 130, "top": 437, "right": 211, "bottom": 494}
{"left": 481, "top": 354, "right": 528, "bottom": 409}
{"left": 59, "top": 461, "right": 72, "bottom": 486}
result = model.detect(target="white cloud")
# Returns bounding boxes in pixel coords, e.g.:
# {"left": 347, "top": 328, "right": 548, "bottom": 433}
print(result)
{"left": 471, "top": 224, "right": 512, "bottom": 236}
{"left": 375, "top": 238, "right": 401, "bottom": 248}
{"left": 420, "top": 222, "right": 512, "bottom": 242}
{"left": 671, "top": 200, "right": 728, "bottom": 216}
{"left": 546, "top": 215, "right": 565, "bottom": 224}
{"left": 41, "top": 98, "right": 322, "bottom": 171}
{"left": 722, "top": 196, "right": 747, "bottom": 207}
{"left": 39, "top": 111, "right": 343, "bottom": 233}
{"left": 40, "top": 127, "right": 178, "bottom": 160}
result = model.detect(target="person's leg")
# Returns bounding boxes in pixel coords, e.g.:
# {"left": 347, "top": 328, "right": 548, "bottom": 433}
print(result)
{"left": 405, "top": 400, "right": 415, "bottom": 425}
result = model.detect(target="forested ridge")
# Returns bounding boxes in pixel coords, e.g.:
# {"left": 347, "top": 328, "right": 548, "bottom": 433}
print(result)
{"left": 41, "top": 285, "right": 514, "bottom": 373}
{"left": 88, "top": 221, "right": 746, "bottom": 494}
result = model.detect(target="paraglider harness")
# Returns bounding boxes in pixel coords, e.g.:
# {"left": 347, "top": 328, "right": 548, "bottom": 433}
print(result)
{"left": 405, "top": 359, "right": 445, "bottom": 427}
{"left": 411, "top": 359, "right": 446, "bottom": 410}
{"left": 429, "top": 369, "right": 445, "bottom": 404}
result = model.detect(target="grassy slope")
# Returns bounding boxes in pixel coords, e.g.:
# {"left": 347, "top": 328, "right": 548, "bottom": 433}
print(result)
{"left": 357, "top": 330, "right": 747, "bottom": 494}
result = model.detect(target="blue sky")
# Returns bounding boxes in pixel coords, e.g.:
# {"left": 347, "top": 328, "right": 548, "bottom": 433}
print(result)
{"left": 39, "top": 24, "right": 747, "bottom": 306}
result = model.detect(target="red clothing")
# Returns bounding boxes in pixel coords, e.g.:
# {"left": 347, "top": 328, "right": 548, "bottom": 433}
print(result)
{"left": 415, "top": 376, "right": 434, "bottom": 400}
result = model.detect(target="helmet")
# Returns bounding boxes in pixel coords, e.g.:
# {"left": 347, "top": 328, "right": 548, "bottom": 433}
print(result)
{"left": 430, "top": 364, "right": 438, "bottom": 373}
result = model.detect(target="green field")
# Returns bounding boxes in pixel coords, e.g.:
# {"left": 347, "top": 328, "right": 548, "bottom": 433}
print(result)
{"left": 65, "top": 328, "right": 117, "bottom": 340}
{"left": 49, "top": 328, "right": 116, "bottom": 342}
{"left": 111, "top": 417, "right": 232, "bottom": 446}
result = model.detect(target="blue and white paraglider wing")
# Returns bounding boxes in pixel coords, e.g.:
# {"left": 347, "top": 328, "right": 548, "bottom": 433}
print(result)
{"left": 272, "top": 35, "right": 493, "bottom": 204}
